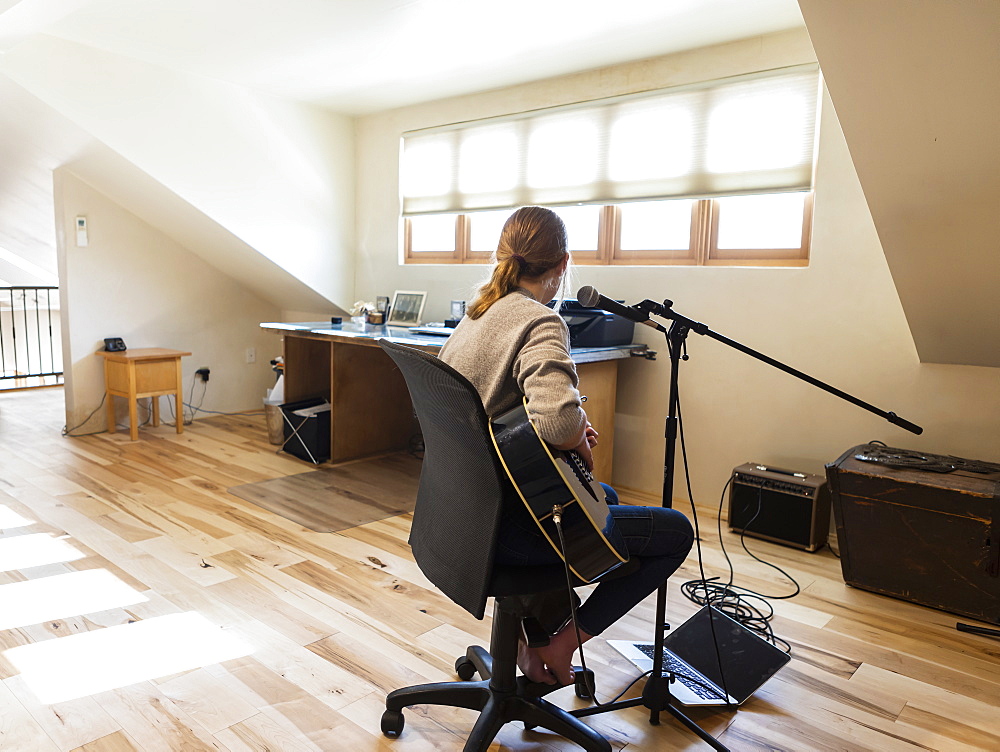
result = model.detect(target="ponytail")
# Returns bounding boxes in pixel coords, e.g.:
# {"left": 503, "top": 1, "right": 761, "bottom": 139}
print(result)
{"left": 467, "top": 257, "right": 523, "bottom": 319}
{"left": 466, "top": 206, "right": 568, "bottom": 320}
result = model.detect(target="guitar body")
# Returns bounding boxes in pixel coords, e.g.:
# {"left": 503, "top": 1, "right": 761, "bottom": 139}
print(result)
{"left": 490, "top": 399, "right": 629, "bottom": 582}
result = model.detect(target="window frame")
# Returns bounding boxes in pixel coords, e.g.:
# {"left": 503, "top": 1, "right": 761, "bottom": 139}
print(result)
{"left": 704, "top": 192, "right": 814, "bottom": 267}
{"left": 606, "top": 202, "right": 702, "bottom": 266}
{"left": 403, "top": 214, "right": 461, "bottom": 263}
{"left": 403, "top": 192, "right": 813, "bottom": 267}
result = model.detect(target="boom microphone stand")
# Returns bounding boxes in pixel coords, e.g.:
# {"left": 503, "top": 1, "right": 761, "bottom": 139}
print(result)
{"left": 571, "top": 289, "right": 922, "bottom": 747}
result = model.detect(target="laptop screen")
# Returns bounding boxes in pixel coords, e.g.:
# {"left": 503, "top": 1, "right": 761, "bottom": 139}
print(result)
{"left": 665, "top": 605, "right": 790, "bottom": 702}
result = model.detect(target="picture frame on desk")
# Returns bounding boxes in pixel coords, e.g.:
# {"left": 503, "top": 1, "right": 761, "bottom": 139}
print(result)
{"left": 387, "top": 290, "right": 426, "bottom": 326}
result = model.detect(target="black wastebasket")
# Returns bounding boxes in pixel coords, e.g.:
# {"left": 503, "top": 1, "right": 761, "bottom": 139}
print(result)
{"left": 280, "top": 398, "right": 331, "bottom": 463}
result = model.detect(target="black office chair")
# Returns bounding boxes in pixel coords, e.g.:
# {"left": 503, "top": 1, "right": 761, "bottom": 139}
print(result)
{"left": 377, "top": 339, "right": 617, "bottom": 752}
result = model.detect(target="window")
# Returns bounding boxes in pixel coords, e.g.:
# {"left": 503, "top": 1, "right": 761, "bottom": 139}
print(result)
{"left": 402, "top": 66, "right": 818, "bottom": 266}
{"left": 404, "top": 213, "right": 461, "bottom": 261}
{"left": 614, "top": 199, "right": 696, "bottom": 264}
{"left": 710, "top": 192, "right": 812, "bottom": 265}
{"left": 468, "top": 210, "right": 510, "bottom": 255}
{"left": 606, "top": 191, "right": 813, "bottom": 266}
{"left": 404, "top": 192, "right": 812, "bottom": 266}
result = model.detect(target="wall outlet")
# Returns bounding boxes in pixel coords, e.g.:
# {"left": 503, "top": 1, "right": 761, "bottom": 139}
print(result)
{"left": 246, "top": 347, "right": 256, "bottom": 364}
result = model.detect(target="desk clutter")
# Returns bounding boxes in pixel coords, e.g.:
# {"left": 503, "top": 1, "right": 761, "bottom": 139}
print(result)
{"left": 409, "top": 299, "right": 637, "bottom": 346}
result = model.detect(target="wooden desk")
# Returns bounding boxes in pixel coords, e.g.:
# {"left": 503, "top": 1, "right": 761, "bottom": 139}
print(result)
{"left": 96, "top": 348, "right": 191, "bottom": 441}
{"left": 261, "top": 322, "right": 645, "bottom": 481}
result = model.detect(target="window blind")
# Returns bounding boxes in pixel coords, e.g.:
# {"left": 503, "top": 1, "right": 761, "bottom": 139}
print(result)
{"left": 401, "top": 65, "right": 819, "bottom": 216}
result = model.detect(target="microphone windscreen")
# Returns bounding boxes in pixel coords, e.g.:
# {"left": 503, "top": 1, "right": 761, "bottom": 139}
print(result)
{"left": 576, "top": 285, "right": 600, "bottom": 307}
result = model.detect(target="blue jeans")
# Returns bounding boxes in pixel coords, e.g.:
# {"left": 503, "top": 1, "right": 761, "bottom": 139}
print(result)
{"left": 495, "top": 484, "right": 694, "bottom": 636}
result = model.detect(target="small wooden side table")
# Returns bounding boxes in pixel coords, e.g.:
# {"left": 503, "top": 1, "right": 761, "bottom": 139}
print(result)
{"left": 96, "top": 348, "right": 191, "bottom": 441}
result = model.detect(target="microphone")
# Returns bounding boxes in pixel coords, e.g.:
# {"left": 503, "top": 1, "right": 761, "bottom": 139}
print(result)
{"left": 576, "top": 286, "right": 666, "bottom": 332}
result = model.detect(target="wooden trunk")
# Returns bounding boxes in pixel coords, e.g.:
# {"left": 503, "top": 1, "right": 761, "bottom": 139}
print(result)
{"left": 825, "top": 444, "right": 1000, "bottom": 625}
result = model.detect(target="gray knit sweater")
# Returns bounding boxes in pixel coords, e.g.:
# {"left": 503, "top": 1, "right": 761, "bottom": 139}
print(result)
{"left": 440, "top": 289, "right": 586, "bottom": 447}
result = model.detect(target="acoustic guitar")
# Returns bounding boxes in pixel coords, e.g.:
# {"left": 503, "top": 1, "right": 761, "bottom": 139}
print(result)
{"left": 489, "top": 398, "right": 629, "bottom": 582}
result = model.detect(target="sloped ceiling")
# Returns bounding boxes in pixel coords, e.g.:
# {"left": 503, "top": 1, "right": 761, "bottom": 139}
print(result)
{"left": 63, "top": 146, "right": 338, "bottom": 313}
{"left": 799, "top": 0, "right": 1000, "bottom": 367}
{"left": 0, "top": 75, "right": 89, "bottom": 286}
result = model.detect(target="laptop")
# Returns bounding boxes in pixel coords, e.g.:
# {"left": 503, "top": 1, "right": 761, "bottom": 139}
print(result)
{"left": 607, "top": 605, "right": 790, "bottom": 706}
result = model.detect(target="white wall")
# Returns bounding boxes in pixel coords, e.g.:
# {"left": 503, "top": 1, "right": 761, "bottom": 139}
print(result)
{"left": 55, "top": 169, "right": 281, "bottom": 433}
{"left": 355, "top": 29, "right": 1000, "bottom": 500}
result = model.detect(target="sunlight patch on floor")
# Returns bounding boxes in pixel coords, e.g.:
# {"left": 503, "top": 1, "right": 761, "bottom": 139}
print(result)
{"left": 0, "top": 505, "right": 35, "bottom": 530}
{"left": 0, "top": 532, "right": 84, "bottom": 572}
{"left": 0, "top": 569, "right": 148, "bottom": 630}
{"left": 5, "top": 611, "right": 254, "bottom": 704}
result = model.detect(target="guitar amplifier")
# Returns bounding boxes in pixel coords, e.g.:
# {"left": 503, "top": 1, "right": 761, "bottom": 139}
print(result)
{"left": 826, "top": 444, "right": 1000, "bottom": 625}
{"left": 728, "top": 463, "right": 831, "bottom": 552}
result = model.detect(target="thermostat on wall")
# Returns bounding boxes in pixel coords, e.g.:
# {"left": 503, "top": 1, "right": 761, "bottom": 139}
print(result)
{"left": 76, "top": 216, "right": 88, "bottom": 247}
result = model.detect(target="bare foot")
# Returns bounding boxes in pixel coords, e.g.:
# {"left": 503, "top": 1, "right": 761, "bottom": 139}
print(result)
{"left": 536, "top": 623, "right": 594, "bottom": 686}
{"left": 517, "top": 640, "right": 557, "bottom": 684}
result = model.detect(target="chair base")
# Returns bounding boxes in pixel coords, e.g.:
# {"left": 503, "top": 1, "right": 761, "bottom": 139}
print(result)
{"left": 382, "top": 599, "right": 610, "bottom": 752}
{"left": 383, "top": 675, "right": 610, "bottom": 752}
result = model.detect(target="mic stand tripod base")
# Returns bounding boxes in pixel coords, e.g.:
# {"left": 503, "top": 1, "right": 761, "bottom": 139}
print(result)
{"left": 568, "top": 672, "right": 730, "bottom": 752}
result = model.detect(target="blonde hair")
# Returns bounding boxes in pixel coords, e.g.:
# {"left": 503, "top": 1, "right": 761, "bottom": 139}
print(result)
{"left": 466, "top": 206, "right": 568, "bottom": 319}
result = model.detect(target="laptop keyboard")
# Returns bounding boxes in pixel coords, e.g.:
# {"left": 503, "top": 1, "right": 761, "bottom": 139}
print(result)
{"left": 635, "top": 644, "right": 723, "bottom": 701}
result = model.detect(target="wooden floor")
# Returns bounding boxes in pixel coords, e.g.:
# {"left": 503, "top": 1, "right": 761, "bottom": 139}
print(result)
{"left": 0, "top": 374, "right": 63, "bottom": 392}
{"left": 0, "top": 387, "right": 997, "bottom": 751}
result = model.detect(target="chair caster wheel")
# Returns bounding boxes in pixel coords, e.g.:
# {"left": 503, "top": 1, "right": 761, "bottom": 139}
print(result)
{"left": 455, "top": 655, "right": 477, "bottom": 680}
{"left": 381, "top": 709, "right": 404, "bottom": 737}
{"left": 575, "top": 669, "right": 596, "bottom": 699}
